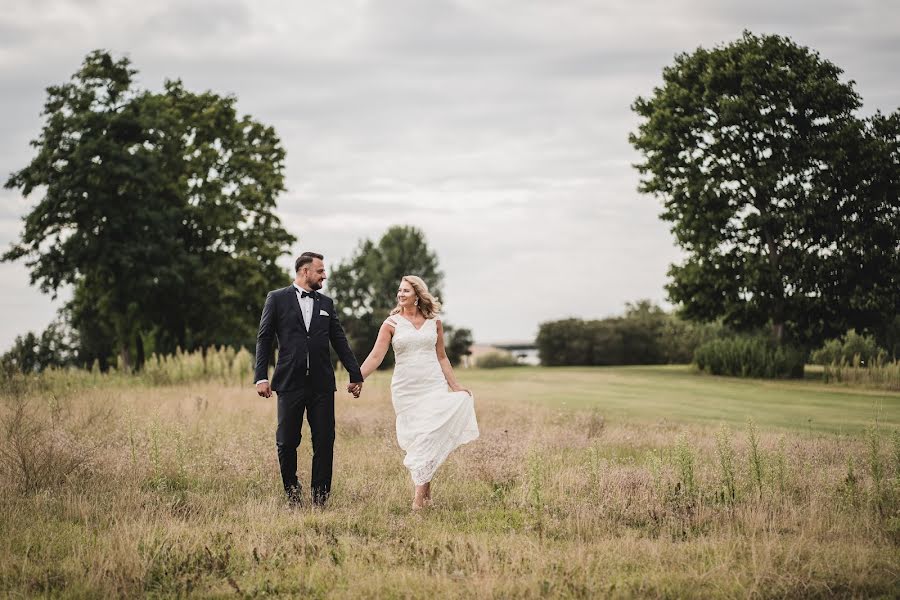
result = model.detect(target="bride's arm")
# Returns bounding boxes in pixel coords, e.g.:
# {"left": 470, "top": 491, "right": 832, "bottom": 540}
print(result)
{"left": 360, "top": 322, "right": 394, "bottom": 379}
{"left": 435, "top": 320, "right": 471, "bottom": 395}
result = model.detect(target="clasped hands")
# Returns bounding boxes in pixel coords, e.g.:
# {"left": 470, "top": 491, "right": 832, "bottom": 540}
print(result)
{"left": 257, "top": 381, "right": 362, "bottom": 398}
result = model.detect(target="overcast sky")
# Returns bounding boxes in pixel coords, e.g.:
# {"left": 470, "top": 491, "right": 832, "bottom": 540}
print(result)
{"left": 1, "top": 0, "right": 898, "bottom": 347}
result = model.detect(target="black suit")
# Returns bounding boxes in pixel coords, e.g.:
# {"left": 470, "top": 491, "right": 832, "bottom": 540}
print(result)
{"left": 255, "top": 284, "right": 362, "bottom": 504}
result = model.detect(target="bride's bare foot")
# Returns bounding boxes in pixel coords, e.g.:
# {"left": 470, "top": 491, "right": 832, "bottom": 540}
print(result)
{"left": 412, "top": 483, "right": 431, "bottom": 510}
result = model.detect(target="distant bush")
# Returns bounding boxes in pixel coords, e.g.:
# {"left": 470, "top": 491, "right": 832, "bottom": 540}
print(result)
{"left": 659, "top": 318, "right": 726, "bottom": 364}
{"left": 811, "top": 330, "right": 888, "bottom": 366}
{"left": 694, "top": 336, "right": 805, "bottom": 379}
{"left": 475, "top": 351, "right": 519, "bottom": 369}
{"left": 536, "top": 301, "right": 724, "bottom": 366}
{"left": 537, "top": 318, "right": 603, "bottom": 366}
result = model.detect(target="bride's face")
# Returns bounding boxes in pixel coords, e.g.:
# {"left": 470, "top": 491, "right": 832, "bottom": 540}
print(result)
{"left": 396, "top": 280, "right": 417, "bottom": 308}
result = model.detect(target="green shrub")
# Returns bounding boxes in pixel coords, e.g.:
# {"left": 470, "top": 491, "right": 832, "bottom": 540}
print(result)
{"left": 536, "top": 318, "right": 598, "bottom": 366}
{"left": 693, "top": 335, "right": 804, "bottom": 379}
{"left": 536, "top": 301, "right": 724, "bottom": 367}
{"left": 659, "top": 318, "right": 726, "bottom": 364}
{"left": 811, "top": 330, "right": 888, "bottom": 366}
{"left": 475, "top": 351, "right": 519, "bottom": 369}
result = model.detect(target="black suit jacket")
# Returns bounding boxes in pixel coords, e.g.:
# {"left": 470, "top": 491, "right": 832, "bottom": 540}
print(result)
{"left": 254, "top": 285, "right": 363, "bottom": 392}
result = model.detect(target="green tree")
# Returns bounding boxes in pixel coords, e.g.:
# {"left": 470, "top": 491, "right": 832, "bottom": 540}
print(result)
{"left": 3, "top": 51, "right": 294, "bottom": 370}
{"left": 630, "top": 32, "right": 898, "bottom": 348}
{"left": 619, "top": 300, "right": 667, "bottom": 364}
{"left": 442, "top": 324, "right": 474, "bottom": 366}
{"left": 1, "top": 319, "right": 77, "bottom": 375}
{"left": 327, "top": 226, "right": 446, "bottom": 367}
{"left": 814, "top": 112, "right": 900, "bottom": 351}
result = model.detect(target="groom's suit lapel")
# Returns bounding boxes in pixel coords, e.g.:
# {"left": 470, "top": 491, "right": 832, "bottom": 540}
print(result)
{"left": 310, "top": 293, "right": 322, "bottom": 331}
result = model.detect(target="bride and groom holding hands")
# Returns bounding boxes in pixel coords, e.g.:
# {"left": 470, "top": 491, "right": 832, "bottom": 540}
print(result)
{"left": 254, "top": 252, "right": 479, "bottom": 510}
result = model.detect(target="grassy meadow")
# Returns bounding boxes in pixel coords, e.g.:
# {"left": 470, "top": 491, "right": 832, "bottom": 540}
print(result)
{"left": 1, "top": 364, "right": 899, "bottom": 598}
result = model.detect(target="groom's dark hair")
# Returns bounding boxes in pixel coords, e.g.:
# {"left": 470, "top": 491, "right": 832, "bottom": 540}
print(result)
{"left": 295, "top": 252, "right": 324, "bottom": 272}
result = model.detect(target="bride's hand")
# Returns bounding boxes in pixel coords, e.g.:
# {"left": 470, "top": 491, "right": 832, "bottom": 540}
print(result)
{"left": 450, "top": 384, "right": 472, "bottom": 397}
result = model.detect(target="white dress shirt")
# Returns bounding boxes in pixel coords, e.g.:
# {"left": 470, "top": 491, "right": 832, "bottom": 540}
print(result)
{"left": 256, "top": 284, "right": 314, "bottom": 385}
{"left": 294, "top": 283, "right": 314, "bottom": 331}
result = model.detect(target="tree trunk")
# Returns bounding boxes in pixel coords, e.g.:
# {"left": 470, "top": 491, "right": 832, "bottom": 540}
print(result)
{"left": 135, "top": 333, "right": 145, "bottom": 371}
{"left": 118, "top": 341, "right": 132, "bottom": 373}
{"left": 771, "top": 322, "right": 784, "bottom": 344}
{"left": 760, "top": 210, "right": 786, "bottom": 346}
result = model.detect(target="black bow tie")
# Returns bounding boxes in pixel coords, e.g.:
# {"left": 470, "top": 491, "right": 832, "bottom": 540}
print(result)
{"left": 301, "top": 290, "right": 315, "bottom": 298}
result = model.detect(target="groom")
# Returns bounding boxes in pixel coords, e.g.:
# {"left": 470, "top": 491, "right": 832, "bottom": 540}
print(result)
{"left": 255, "top": 252, "right": 364, "bottom": 506}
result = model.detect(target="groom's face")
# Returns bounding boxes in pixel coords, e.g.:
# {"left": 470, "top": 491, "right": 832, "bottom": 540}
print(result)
{"left": 306, "top": 258, "right": 327, "bottom": 290}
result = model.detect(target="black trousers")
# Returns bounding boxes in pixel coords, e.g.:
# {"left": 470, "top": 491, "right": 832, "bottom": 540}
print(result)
{"left": 275, "top": 387, "right": 335, "bottom": 505}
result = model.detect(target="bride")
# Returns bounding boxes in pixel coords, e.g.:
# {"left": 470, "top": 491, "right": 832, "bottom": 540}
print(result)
{"left": 358, "top": 275, "right": 479, "bottom": 510}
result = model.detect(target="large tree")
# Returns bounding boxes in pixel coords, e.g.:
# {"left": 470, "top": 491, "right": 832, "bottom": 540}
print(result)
{"left": 816, "top": 112, "right": 900, "bottom": 352}
{"left": 328, "top": 226, "right": 473, "bottom": 368}
{"left": 3, "top": 51, "right": 295, "bottom": 369}
{"left": 630, "top": 32, "right": 899, "bottom": 347}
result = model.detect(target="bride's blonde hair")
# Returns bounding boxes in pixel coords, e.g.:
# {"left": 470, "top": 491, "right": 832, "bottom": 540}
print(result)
{"left": 390, "top": 275, "right": 442, "bottom": 319}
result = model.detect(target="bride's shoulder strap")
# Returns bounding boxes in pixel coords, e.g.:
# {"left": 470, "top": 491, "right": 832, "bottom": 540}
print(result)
{"left": 383, "top": 315, "right": 399, "bottom": 328}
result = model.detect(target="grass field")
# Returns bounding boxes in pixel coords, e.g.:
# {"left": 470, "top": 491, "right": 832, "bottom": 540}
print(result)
{"left": 462, "top": 366, "right": 899, "bottom": 433}
{"left": 1, "top": 365, "right": 899, "bottom": 598}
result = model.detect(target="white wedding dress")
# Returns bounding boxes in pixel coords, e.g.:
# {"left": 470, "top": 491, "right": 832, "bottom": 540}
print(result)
{"left": 387, "top": 315, "right": 479, "bottom": 485}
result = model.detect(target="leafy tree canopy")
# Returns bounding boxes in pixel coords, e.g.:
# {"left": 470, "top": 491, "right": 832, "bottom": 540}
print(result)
{"left": 630, "top": 32, "right": 899, "bottom": 348}
{"left": 3, "top": 51, "right": 295, "bottom": 370}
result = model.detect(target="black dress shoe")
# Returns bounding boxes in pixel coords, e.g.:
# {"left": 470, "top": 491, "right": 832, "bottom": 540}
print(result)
{"left": 312, "top": 489, "right": 329, "bottom": 507}
{"left": 285, "top": 485, "right": 303, "bottom": 507}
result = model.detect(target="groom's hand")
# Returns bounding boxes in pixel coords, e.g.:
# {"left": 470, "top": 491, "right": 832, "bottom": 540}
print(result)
{"left": 256, "top": 381, "right": 272, "bottom": 398}
{"left": 347, "top": 382, "right": 362, "bottom": 398}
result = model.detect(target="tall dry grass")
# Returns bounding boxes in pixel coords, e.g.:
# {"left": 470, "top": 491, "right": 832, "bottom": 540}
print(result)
{"left": 1, "top": 346, "right": 253, "bottom": 399}
{"left": 823, "top": 354, "right": 900, "bottom": 391}
{"left": 0, "top": 366, "right": 898, "bottom": 598}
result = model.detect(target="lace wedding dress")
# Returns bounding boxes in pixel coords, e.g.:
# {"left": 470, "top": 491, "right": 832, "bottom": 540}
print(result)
{"left": 387, "top": 315, "right": 479, "bottom": 485}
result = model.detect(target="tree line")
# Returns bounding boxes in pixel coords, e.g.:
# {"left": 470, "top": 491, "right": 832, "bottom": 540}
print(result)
{"left": 536, "top": 301, "right": 723, "bottom": 366}
{"left": 5, "top": 33, "right": 897, "bottom": 380}
{"left": 537, "top": 304, "right": 896, "bottom": 374}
